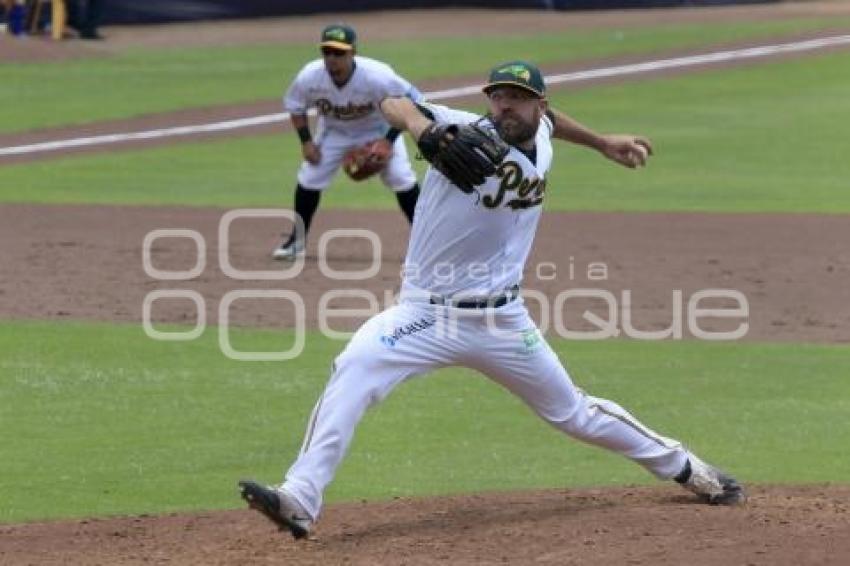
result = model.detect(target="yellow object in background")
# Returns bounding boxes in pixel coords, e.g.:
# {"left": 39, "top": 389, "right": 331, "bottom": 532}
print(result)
{"left": 27, "top": 0, "right": 66, "bottom": 40}
{"left": 51, "top": 0, "right": 65, "bottom": 40}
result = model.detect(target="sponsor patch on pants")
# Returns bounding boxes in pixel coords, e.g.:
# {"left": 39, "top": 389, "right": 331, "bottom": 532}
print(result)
{"left": 380, "top": 316, "right": 436, "bottom": 348}
{"left": 520, "top": 328, "right": 542, "bottom": 355}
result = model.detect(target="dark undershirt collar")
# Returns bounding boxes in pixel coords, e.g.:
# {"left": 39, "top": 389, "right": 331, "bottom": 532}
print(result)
{"left": 517, "top": 145, "right": 537, "bottom": 165}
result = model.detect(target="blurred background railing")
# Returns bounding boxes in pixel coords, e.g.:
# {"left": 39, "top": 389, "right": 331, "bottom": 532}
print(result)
{"left": 98, "top": 0, "right": 780, "bottom": 25}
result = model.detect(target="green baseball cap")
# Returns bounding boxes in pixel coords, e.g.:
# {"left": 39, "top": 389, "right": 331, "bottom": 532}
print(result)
{"left": 320, "top": 24, "right": 357, "bottom": 51}
{"left": 483, "top": 60, "right": 546, "bottom": 98}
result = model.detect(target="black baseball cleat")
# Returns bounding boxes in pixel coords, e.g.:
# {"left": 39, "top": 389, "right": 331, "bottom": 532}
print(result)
{"left": 238, "top": 480, "right": 313, "bottom": 539}
{"left": 676, "top": 455, "right": 746, "bottom": 506}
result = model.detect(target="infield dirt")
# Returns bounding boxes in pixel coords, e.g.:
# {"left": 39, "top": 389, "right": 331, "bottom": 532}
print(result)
{"left": 2, "top": 486, "right": 849, "bottom": 565}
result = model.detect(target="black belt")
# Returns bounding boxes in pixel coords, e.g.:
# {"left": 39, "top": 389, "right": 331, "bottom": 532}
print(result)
{"left": 429, "top": 285, "right": 520, "bottom": 309}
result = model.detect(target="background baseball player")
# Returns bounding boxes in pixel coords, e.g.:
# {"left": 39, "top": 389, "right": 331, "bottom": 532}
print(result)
{"left": 241, "top": 60, "right": 745, "bottom": 538}
{"left": 273, "top": 24, "right": 423, "bottom": 260}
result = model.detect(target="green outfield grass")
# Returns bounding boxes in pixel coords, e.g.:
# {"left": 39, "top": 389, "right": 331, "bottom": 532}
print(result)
{"left": 1, "top": 17, "right": 849, "bottom": 133}
{"left": 2, "top": 50, "right": 849, "bottom": 213}
{"left": 1, "top": 320, "right": 848, "bottom": 523}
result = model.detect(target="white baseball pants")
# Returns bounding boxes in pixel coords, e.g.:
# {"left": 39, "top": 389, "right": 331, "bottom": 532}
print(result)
{"left": 282, "top": 297, "right": 688, "bottom": 520}
{"left": 297, "top": 128, "right": 417, "bottom": 191}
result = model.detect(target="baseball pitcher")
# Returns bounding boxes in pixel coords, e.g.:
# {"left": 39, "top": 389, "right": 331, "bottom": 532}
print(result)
{"left": 274, "top": 24, "right": 423, "bottom": 260}
{"left": 241, "top": 60, "right": 745, "bottom": 538}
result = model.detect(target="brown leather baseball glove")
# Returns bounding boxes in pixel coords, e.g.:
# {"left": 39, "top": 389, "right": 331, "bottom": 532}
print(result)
{"left": 342, "top": 139, "right": 393, "bottom": 181}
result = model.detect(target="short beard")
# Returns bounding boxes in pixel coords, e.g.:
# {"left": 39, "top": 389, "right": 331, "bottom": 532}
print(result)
{"left": 491, "top": 114, "right": 538, "bottom": 146}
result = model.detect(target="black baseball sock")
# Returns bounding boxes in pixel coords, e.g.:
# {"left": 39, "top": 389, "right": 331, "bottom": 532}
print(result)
{"left": 395, "top": 183, "right": 420, "bottom": 224}
{"left": 284, "top": 184, "right": 321, "bottom": 245}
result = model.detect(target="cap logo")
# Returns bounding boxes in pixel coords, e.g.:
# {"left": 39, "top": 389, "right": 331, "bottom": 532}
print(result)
{"left": 498, "top": 64, "right": 531, "bottom": 82}
{"left": 326, "top": 28, "right": 347, "bottom": 41}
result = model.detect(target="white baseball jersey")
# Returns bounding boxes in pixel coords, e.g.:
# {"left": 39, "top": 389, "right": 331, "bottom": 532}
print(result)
{"left": 285, "top": 56, "right": 422, "bottom": 192}
{"left": 402, "top": 103, "right": 554, "bottom": 299}
{"left": 285, "top": 56, "right": 422, "bottom": 138}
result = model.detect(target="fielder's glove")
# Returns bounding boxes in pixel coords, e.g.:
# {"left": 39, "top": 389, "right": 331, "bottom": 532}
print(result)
{"left": 417, "top": 123, "right": 509, "bottom": 193}
{"left": 342, "top": 139, "right": 393, "bottom": 181}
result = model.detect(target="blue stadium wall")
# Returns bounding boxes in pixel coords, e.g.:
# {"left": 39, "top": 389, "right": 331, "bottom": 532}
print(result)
{"left": 102, "top": 1, "right": 779, "bottom": 25}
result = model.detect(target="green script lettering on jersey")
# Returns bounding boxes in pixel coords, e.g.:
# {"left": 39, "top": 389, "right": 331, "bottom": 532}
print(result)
{"left": 482, "top": 160, "right": 547, "bottom": 210}
{"left": 316, "top": 99, "right": 376, "bottom": 120}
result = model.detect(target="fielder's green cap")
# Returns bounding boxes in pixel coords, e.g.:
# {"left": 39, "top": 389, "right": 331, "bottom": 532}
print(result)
{"left": 483, "top": 60, "right": 546, "bottom": 98}
{"left": 320, "top": 24, "right": 357, "bottom": 51}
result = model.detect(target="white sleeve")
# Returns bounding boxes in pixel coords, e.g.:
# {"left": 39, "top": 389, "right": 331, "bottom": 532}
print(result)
{"left": 541, "top": 113, "right": 554, "bottom": 138}
{"left": 283, "top": 68, "right": 311, "bottom": 114}
{"left": 406, "top": 83, "right": 424, "bottom": 103}
{"left": 417, "top": 103, "right": 482, "bottom": 125}
{"left": 376, "top": 67, "right": 423, "bottom": 103}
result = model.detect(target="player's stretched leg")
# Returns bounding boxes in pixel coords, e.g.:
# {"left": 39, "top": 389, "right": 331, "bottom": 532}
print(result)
{"left": 465, "top": 301, "right": 745, "bottom": 505}
{"left": 239, "top": 302, "right": 457, "bottom": 537}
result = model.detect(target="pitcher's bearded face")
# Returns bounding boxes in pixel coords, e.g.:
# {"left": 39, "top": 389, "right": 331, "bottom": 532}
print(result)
{"left": 488, "top": 86, "right": 545, "bottom": 146}
{"left": 492, "top": 112, "right": 539, "bottom": 145}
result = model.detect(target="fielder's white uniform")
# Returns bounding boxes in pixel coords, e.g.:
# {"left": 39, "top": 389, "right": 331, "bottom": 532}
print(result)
{"left": 285, "top": 56, "right": 421, "bottom": 191}
{"left": 282, "top": 103, "right": 689, "bottom": 520}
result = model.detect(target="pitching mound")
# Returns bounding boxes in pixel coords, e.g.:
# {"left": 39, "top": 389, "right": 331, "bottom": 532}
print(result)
{"left": 2, "top": 485, "right": 848, "bottom": 565}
